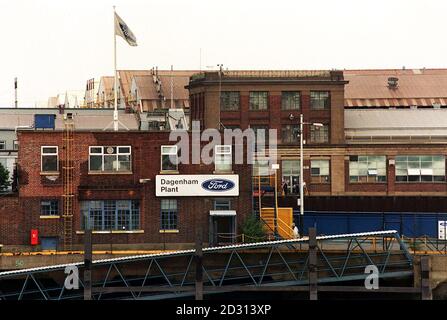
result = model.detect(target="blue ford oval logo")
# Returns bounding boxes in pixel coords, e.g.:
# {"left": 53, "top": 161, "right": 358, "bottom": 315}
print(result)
{"left": 201, "top": 179, "right": 235, "bottom": 192}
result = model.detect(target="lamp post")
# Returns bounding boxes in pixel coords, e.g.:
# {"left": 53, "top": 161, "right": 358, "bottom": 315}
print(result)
{"left": 272, "top": 163, "right": 280, "bottom": 238}
{"left": 289, "top": 114, "right": 323, "bottom": 236}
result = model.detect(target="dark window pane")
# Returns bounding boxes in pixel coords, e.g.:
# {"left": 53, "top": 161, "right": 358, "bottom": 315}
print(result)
{"left": 89, "top": 155, "right": 102, "bottom": 171}
{"left": 310, "top": 91, "right": 330, "bottom": 110}
{"left": 220, "top": 92, "right": 240, "bottom": 111}
{"left": 281, "top": 91, "right": 300, "bottom": 110}
{"left": 42, "top": 155, "right": 58, "bottom": 172}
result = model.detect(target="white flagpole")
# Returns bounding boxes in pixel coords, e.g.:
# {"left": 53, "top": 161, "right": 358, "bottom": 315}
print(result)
{"left": 113, "top": 6, "right": 119, "bottom": 131}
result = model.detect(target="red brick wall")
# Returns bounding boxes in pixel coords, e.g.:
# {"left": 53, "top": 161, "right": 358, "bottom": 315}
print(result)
{"left": 14, "top": 131, "right": 253, "bottom": 247}
{"left": 0, "top": 195, "right": 22, "bottom": 245}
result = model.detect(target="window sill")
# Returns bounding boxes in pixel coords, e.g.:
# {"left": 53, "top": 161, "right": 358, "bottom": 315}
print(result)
{"left": 159, "top": 229, "right": 179, "bottom": 233}
{"left": 395, "top": 181, "right": 446, "bottom": 184}
{"left": 213, "top": 170, "right": 234, "bottom": 174}
{"left": 40, "top": 172, "right": 60, "bottom": 176}
{"left": 76, "top": 230, "right": 144, "bottom": 234}
{"left": 88, "top": 171, "right": 133, "bottom": 175}
{"left": 40, "top": 215, "right": 60, "bottom": 219}
{"left": 159, "top": 170, "right": 179, "bottom": 174}
{"left": 349, "top": 182, "right": 387, "bottom": 184}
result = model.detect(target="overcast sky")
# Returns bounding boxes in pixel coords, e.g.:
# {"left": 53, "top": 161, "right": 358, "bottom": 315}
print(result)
{"left": 0, "top": 0, "right": 446, "bottom": 107}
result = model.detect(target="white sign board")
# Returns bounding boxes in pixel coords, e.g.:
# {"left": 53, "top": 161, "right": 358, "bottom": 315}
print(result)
{"left": 438, "top": 221, "right": 447, "bottom": 240}
{"left": 156, "top": 175, "right": 239, "bottom": 197}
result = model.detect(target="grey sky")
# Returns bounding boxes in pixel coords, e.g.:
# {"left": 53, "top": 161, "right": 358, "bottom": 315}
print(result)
{"left": 0, "top": 0, "right": 446, "bottom": 107}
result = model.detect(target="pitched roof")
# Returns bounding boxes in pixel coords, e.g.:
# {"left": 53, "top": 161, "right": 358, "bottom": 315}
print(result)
{"left": 118, "top": 70, "right": 198, "bottom": 98}
{"left": 132, "top": 75, "right": 158, "bottom": 100}
{"left": 344, "top": 69, "right": 447, "bottom": 107}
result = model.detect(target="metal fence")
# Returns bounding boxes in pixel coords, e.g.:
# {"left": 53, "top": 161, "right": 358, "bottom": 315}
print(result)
{"left": 291, "top": 211, "right": 447, "bottom": 254}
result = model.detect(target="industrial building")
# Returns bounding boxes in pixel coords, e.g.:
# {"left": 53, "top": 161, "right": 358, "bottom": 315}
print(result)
{"left": 2, "top": 68, "right": 447, "bottom": 251}
{"left": 188, "top": 68, "right": 447, "bottom": 212}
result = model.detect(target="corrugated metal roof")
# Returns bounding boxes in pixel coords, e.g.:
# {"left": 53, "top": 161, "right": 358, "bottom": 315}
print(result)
{"left": 133, "top": 75, "right": 158, "bottom": 100}
{"left": 344, "top": 69, "right": 447, "bottom": 108}
{"left": 118, "top": 70, "right": 198, "bottom": 98}
{"left": 345, "top": 109, "right": 447, "bottom": 137}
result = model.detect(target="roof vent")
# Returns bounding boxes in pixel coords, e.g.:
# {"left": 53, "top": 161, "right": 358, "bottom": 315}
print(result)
{"left": 433, "top": 103, "right": 441, "bottom": 109}
{"left": 387, "top": 77, "right": 399, "bottom": 89}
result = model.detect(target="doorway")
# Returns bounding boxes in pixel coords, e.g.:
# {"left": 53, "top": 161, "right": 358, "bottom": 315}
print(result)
{"left": 210, "top": 215, "right": 236, "bottom": 246}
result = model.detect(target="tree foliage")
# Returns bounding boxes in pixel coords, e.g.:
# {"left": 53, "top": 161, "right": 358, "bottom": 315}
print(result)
{"left": 0, "top": 163, "right": 11, "bottom": 192}
{"left": 239, "top": 214, "right": 266, "bottom": 243}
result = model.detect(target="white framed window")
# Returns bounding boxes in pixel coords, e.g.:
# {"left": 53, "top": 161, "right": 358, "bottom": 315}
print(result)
{"left": 395, "top": 155, "right": 445, "bottom": 182}
{"left": 13, "top": 140, "right": 19, "bottom": 150}
{"left": 161, "top": 145, "right": 178, "bottom": 172}
{"left": 89, "top": 146, "right": 132, "bottom": 172}
{"left": 214, "top": 145, "right": 232, "bottom": 172}
{"left": 349, "top": 155, "right": 387, "bottom": 183}
{"left": 41, "top": 146, "right": 59, "bottom": 172}
{"left": 41, "top": 200, "right": 59, "bottom": 216}
{"left": 311, "top": 159, "right": 330, "bottom": 183}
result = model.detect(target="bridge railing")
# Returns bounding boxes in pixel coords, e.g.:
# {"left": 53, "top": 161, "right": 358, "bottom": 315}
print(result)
{"left": 0, "top": 230, "right": 414, "bottom": 301}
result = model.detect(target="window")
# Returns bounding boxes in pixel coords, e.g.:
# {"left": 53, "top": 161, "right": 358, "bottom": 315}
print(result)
{"left": 41, "top": 200, "right": 59, "bottom": 216}
{"left": 89, "top": 146, "right": 131, "bottom": 172}
{"left": 13, "top": 140, "right": 19, "bottom": 150}
{"left": 161, "top": 199, "right": 178, "bottom": 230}
{"left": 220, "top": 91, "right": 240, "bottom": 111}
{"left": 281, "top": 91, "right": 300, "bottom": 110}
{"left": 251, "top": 125, "right": 269, "bottom": 150}
{"left": 282, "top": 160, "right": 300, "bottom": 194}
{"left": 249, "top": 91, "right": 268, "bottom": 110}
{"left": 81, "top": 200, "right": 140, "bottom": 231}
{"left": 311, "top": 160, "right": 330, "bottom": 183}
{"left": 281, "top": 125, "right": 300, "bottom": 144}
{"left": 41, "top": 146, "right": 58, "bottom": 172}
{"left": 161, "top": 145, "right": 178, "bottom": 172}
{"left": 214, "top": 199, "right": 231, "bottom": 210}
{"left": 253, "top": 158, "right": 271, "bottom": 185}
{"left": 310, "top": 125, "right": 329, "bottom": 143}
{"left": 215, "top": 145, "right": 232, "bottom": 172}
{"left": 349, "top": 156, "right": 387, "bottom": 183}
{"left": 395, "top": 155, "right": 445, "bottom": 182}
{"left": 0, "top": 141, "right": 5, "bottom": 150}
{"left": 310, "top": 91, "right": 330, "bottom": 110}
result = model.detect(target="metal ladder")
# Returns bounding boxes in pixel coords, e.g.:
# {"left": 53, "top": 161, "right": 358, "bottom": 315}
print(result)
{"left": 62, "top": 116, "right": 75, "bottom": 250}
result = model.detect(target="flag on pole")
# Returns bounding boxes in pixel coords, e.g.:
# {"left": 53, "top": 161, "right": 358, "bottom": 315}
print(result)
{"left": 114, "top": 12, "right": 138, "bottom": 46}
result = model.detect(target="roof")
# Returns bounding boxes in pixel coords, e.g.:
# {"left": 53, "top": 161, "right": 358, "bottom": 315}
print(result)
{"left": 132, "top": 75, "right": 158, "bottom": 100}
{"left": 345, "top": 109, "right": 447, "bottom": 138}
{"left": 0, "top": 109, "right": 138, "bottom": 131}
{"left": 344, "top": 69, "right": 447, "bottom": 108}
{"left": 118, "top": 70, "right": 198, "bottom": 98}
{"left": 158, "top": 75, "right": 190, "bottom": 100}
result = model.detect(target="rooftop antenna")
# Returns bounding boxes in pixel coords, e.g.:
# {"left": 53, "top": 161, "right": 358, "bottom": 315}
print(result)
{"left": 14, "top": 77, "right": 17, "bottom": 108}
{"left": 170, "top": 65, "right": 174, "bottom": 109}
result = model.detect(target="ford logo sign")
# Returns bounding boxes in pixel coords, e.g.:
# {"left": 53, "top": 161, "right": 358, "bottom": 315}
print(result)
{"left": 201, "top": 179, "right": 235, "bottom": 192}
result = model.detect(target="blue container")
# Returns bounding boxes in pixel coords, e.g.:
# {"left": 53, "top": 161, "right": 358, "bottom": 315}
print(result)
{"left": 34, "top": 114, "right": 56, "bottom": 129}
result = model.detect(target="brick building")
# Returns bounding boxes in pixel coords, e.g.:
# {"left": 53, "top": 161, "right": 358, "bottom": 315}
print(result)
{"left": 188, "top": 69, "right": 447, "bottom": 212}
{"left": 4, "top": 129, "right": 251, "bottom": 251}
